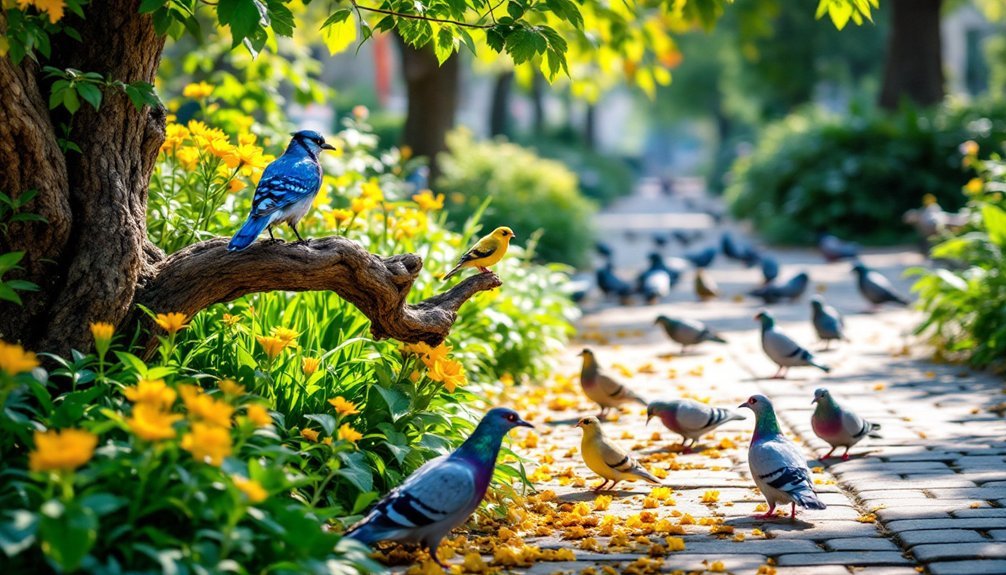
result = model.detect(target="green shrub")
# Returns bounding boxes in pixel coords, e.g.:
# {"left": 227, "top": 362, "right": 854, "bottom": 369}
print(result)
{"left": 518, "top": 135, "right": 637, "bottom": 206}
{"left": 910, "top": 145, "right": 1006, "bottom": 371}
{"left": 725, "top": 100, "right": 1006, "bottom": 245}
{"left": 437, "top": 129, "right": 597, "bottom": 267}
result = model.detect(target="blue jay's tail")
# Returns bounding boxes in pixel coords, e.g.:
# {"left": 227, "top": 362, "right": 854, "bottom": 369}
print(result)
{"left": 228, "top": 216, "right": 271, "bottom": 252}
{"left": 343, "top": 523, "right": 379, "bottom": 545}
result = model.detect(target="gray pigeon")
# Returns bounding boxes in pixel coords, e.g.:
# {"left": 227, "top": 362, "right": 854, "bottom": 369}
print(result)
{"left": 811, "top": 388, "right": 881, "bottom": 460}
{"left": 852, "top": 263, "right": 909, "bottom": 308}
{"left": 345, "top": 408, "right": 532, "bottom": 566}
{"left": 810, "top": 295, "right": 846, "bottom": 350}
{"left": 740, "top": 394, "right": 826, "bottom": 520}
{"left": 579, "top": 349, "right": 647, "bottom": 417}
{"left": 654, "top": 315, "right": 726, "bottom": 353}
{"left": 647, "top": 399, "right": 745, "bottom": 451}
{"left": 756, "top": 311, "right": 830, "bottom": 378}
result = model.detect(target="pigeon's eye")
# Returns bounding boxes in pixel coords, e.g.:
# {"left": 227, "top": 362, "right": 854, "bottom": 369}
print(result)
{"left": 750, "top": 397, "right": 758, "bottom": 404}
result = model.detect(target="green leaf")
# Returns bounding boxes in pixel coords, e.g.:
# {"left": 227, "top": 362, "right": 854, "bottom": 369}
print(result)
{"left": 62, "top": 88, "right": 80, "bottom": 114}
{"left": 304, "top": 413, "right": 336, "bottom": 436}
{"left": 371, "top": 386, "right": 410, "bottom": 422}
{"left": 218, "top": 0, "right": 264, "bottom": 45}
{"left": 321, "top": 10, "right": 357, "bottom": 55}
{"left": 0, "top": 283, "right": 23, "bottom": 305}
{"left": 434, "top": 26, "right": 455, "bottom": 65}
{"left": 138, "top": 0, "right": 166, "bottom": 14}
{"left": 38, "top": 501, "right": 97, "bottom": 572}
{"left": 351, "top": 491, "right": 380, "bottom": 515}
{"left": 0, "top": 251, "right": 25, "bottom": 270}
{"left": 504, "top": 25, "right": 546, "bottom": 65}
{"left": 79, "top": 494, "right": 127, "bottom": 517}
{"left": 982, "top": 204, "right": 1006, "bottom": 246}
{"left": 266, "top": 0, "right": 295, "bottom": 36}
{"left": 544, "top": 0, "right": 582, "bottom": 29}
{"left": 76, "top": 83, "right": 103, "bottom": 110}
{"left": 321, "top": 8, "right": 352, "bottom": 28}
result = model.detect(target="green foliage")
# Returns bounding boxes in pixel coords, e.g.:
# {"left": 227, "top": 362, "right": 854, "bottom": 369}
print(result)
{"left": 437, "top": 128, "right": 596, "bottom": 267}
{"left": 518, "top": 131, "right": 637, "bottom": 206}
{"left": 910, "top": 149, "right": 1006, "bottom": 371}
{"left": 725, "top": 101, "right": 1006, "bottom": 245}
{"left": 0, "top": 190, "right": 44, "bottom": 305}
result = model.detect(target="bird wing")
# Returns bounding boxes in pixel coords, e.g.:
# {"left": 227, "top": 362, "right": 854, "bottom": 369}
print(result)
{"left": 841, "top": 409, "right": 873, "bottom": 441}
{"left": 597, "top": 373, "right": 644, "bottom": 404}
{"left": 676, "top": 402, "right": 741, "bottom": 434}
{"left": 750, "top": 438, "right": 815, "bottom": 497}
{"left": 763, "top": 330, "right": 808, "bottom": 365}
{"left": 250, "top": 158, "right": 322, "bottom": 218}
{"left": 596, "top": 434, "right": 656, "bottom": 482}
{"left": 457, "top": 236, "right": 500, "bottom": 265}
{"left": 864, "top": 271, "right": 903, "bottom": 301}
{"left": 354, "top": 455, "right": 476, "bottom": 535}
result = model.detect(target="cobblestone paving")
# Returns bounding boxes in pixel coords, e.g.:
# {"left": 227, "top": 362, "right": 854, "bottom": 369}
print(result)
{"left": 499, "top": 182, "right": 1006, "bottom": 575}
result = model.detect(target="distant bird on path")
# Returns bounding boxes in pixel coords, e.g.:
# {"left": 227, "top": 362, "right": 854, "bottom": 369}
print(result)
{"left": 647, "top": 399, "right": 745, "bottom": 451}
{"left": 578, "top": 348, "right": 647, "bottom": 418}
{"left": 654, "top": 315, "right": 726, "bottom": 354}
{"left": 760, "top": 255, "right": 780, "bottom": 284}
{"left": 576, "top": 416, "right": 662, "bottom": 491}
{"left": 810, "top": 296, "right": 846, "bottom": 350}
{"left": 685, "top": 246, "right": 717, "bottom": 269}
{"left": 756, "top": 310, "right": 830, "bottom": 379}
{"left": 748, "top": 272, "right": 808, "bottom": 304}
{"left": 695, "top": 269, "right": 719, "bottom": 301}
{"left": 228, "top": 130, "right": 336, "bottom": 251}
{"left": 818, "top": 234, "right": 859, "bottom": 262}
{"left": 442, "top": 227, "right": 516, "bottom": 281}
{"left": 345, "top": 407, "right": 532, "bottom": 566}
{"left": 852, "top": 262, "right": 909, "bottom": 308}
{"left": 811, "top": 388, "right": 881, "bottom": 461}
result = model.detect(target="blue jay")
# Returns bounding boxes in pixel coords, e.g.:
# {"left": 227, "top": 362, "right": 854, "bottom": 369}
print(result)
{"left": 227, "top": 130, "right": 336, "bottom": 251}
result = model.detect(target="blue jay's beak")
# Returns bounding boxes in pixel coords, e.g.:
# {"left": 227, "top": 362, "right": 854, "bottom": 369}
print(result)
{"left": 321, "top": 142, "right": 337, "bottom": 151}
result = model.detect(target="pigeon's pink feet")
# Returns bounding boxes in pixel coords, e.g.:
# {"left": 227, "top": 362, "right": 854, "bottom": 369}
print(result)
{"left": 842, "top": 451, "right": 850, "bottom": 461}
{"left": 821, "top": 448, "right": 836, "bottom": 460}
{"left": 790, "top": 503, "right": 798, "bottom": 520}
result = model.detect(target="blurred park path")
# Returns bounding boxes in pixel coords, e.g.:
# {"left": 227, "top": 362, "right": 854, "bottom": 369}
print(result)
{"left": 494, "top": 179, "right": 1006, "bottom": 575}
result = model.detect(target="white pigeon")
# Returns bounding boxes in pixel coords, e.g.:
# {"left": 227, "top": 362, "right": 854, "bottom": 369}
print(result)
{"left": 755, "top": 310, "right": 830, "bottom": 378}
{"left": 345, "top": 408, "right": 532, "bottom": 566}
{"left": 811, "top": 388, "right": 881, "bottom": 460}
{"left": 739, "top": 394, "right": 826, "bottom": 520}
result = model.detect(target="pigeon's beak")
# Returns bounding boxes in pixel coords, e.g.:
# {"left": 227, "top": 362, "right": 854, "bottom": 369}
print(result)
{"left": 738, "top": 402, "right": 751, "bottom": 410}
{"left": 516, "top": 417, "right": 534, "bottom": 429}
{"left": 574, "top": 421, "right": 582, "bottom": 428}
{"left": 577, "top": 350, "right": 585, "bottom": 357}
{"left": 321, "top": 142, "right": 337, "bottom": 151}
{"left": 811, "top": 397, "right": 818, "bottom": 405}
{"left": 646, "top": 415, "right": 653, "bottom": 425}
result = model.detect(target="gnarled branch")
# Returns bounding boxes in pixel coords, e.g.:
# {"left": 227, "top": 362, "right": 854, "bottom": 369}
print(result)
{"left": 134, "top": 236, "right": 501, "bottom": 346}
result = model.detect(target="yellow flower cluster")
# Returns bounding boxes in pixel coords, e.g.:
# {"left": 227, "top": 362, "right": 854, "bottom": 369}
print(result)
{"left": 182, "top": 82, "right": 214, "bottom": 99}
{"left": 155, "top": 312, "right": 189, "bottom": 336}
{"left": 124, "top": 379, "right": 182, "bottom": 441}
{"left": 350, "top": 179, "right": 384, "bottom": 214}
{"left": 412, "top": 189, "right": 444, "bottom": 211}
{"left": 29, "top": 428, "right": 98, "bottom": 472}
{"left": 159, "top": 121, "right": 272, "bottom": 186}
{"left": 232, "top": 475, "right": 268, "bottom": 503}
{"left": 401, "top": 342, "right": 468, "bottom": 393}
{"left": 0, "top": 340, "right": 39, "bottom": 375}
{"left": 329, "top": 396, "right": 359, "bottom": 416}
{"left": 16, "top": 0, "right": 64, "bottom": 23}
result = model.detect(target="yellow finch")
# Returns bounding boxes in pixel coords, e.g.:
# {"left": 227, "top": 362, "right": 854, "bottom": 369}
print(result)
{"left": 442, "top": 226, "right": 516, "bottom": 281}
{"left": 575, "top": 416, "right": 662, "bottom": 491}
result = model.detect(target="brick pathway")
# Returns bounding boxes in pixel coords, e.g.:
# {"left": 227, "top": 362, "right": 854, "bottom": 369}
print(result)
{"left": 494, "top": 181, "right": 1006, "bottom": 575}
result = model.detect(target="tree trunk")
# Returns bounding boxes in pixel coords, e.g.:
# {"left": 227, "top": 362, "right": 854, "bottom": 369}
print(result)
{"left": 584, "top": 103, "right": 597, "bottom": 150}
{"left": 879, "top": 0, "right": 945, "bottom": 110}
{"left": 396, "top": 35, "right": 459, "bottom": 183}
{"left": 531, "top": 72, "right": 546, "bottom": 135}
{"left": 0, "top": 2, "right": 497, "bottom": 358}
{"left": 489, "top": 70, "right": 514, "bottom": 138}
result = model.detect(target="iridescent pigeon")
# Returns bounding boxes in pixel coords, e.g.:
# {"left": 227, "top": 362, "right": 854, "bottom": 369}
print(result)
{"left": 654, "top": 315, "right": 726, "bottom": 354}
{"left": 852, "top": 262, "right": 909, "bottom": 308}
{"left": 578, "top": 348, "right": 647, "bottom": 418}
{"left": 810, "top": 295, "right": 846, "bottom": 350}
{"left": 811, "top": 388, "right": 881, "bottom": 460}
{"left": 756, "top": 310, "right": 830, "bottom": 379}
{"left": 739, "top": 394, "right": 826, "bottom": 520}
{"left": 345, "top": 407, "right": 532, "bottom": 566}
{"left": 647, "top": 399, "right": 745, "bottom": 451}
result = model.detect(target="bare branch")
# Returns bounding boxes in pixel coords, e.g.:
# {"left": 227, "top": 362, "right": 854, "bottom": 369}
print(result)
{"left": 134, "top": 236, "right": 501, "bottom": 346}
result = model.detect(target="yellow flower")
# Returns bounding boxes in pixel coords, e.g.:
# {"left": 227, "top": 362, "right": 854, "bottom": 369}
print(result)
{"left": 206, "top": 137, "right": 236, "bottom": 163}
{"left": 175, "top": 146, "right": 200, "bottom": 171}
{"left": 182, "top": 81, "right": 214, "bottom": 99}
{"left": 0, "top": 341, "right": 39, "bottom": 375}
{"left": 400, "top": 341, "right": 434, "bottom": 357}
{"left": 17, "top": 0, "right": 64, "bottom": 23}
{"left": 127, "top": 403, "right": 182, "bottom": 441}
{"left": 313, "top": 186, "right": 331, "bottom": 209}
{"left": 222, "top": 313, "right": 241, "bottom": 327}
{"left": 90, "top": 322, "right": 115, "bottom": 352}
{"left": 327, "top": 209, "right": 353, "bottom": 225}
{"left": 123, "top": 378, "right": 177, "bottom": 409}
{"left": 352, "top": 105, "right": 369, "bottom": 119}
{"left": 301, "top": 428, "right": 319, "bottom": 442}
{"left": 350, "top": 196, "right": 377, "bottom": 214}
{"left": 235, "top": 144, "right": 267, "bottom": 170}
{"left": 183, "top": 392, "right": 234, "bottom": 428}
{"left": 426, "top": 357, "right": 467, "bottom": 393}
{"left": 246, "top": 404, "right": 272, "bottom": 427}
{"left": 182, "top": 423, "right": 232, "bottom": 466}
{"left": 218, "top": 379, "right": 246, "bottom": 396}
{"left": 228, "top": 179, "right": 245, "bottom": 193}
{"left": 256, "top": 336, "right": 288, "bottom": 360}
{"left": 28, "top": 428, "right": 97, "bottom": 472}
{"left": 232, "top": 476, "right": 268, "bottom": 503}
{"left": 238, "top": 133, "right": 257, "bottom": 146}
{"left": 961, "top": 140, "right": 979, "bottom": 156}
{"left": 161, "top": 123, "right": 190, "bottom": 152}
{"left": 301, "top": 356, "right": 321, "bottom": 376}
{"left": 965, "top": 178, "right": 984, "bottom": 195}
{"left": 412, "top": 190, "right": 445, "bottom": 211}
{"left": 338, "top": 423, "right": 363, "bottom": 444}
{"left": 271, "top": 327, "right": 300, "bottom": 343}
{"left": 155, "top": 312, "right": 188, "bottom": 336}
{"left": 400, "top": 145, "right": 412, "bottom": 160}
{"left": 328, "top": 396, "right": 360, "bottom": 416}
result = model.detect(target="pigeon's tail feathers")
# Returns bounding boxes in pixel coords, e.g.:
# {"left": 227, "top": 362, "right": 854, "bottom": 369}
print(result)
{"left": 893, "top": 294, "right": 910, "bottom": 306}
{"left": 809, "top": 358, "right": 831, "bottom": 373}
{"left": 792, "top": 489, "right": 827, "bottom": 510}
{"left": 228, "top": 216, "right": 271, "bottom": 251}
{"left": 708, "top": 334, "right": 727, "bottom": 344}
{"left": 868, "top": 422, "right": 882, "bottom": 438}
{"left": 633, "top": 466, "right": 662, "bottom": 485}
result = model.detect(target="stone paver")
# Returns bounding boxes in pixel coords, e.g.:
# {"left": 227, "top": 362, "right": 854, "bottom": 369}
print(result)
{"left": 928, "top": 560, "right": 1006, "bottom": 575}
{"left": 912, "top": 542, "right": 1006, "bottom": 562}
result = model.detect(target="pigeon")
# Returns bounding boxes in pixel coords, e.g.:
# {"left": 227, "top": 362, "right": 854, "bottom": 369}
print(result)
{"left": 672, "top": 230, "right": 703, "bottom": 247}
{"left": 739, "top": 394, "right": 826, "bottom": 520}
{"left": 818, "top": 234, "right": 859, "bottom": 262}
{"left": 722, "top": 233, "right": 759, "bottom": 267}
{"left": 345, "top": 407, "right": 533, "bottom": 565}
{"left": 685, "top": 246, "right": 717, "bottom": 269}
{"left": 748, "top": 272, "right": 808, "bottom": 305}
{"left": 596, "top": 261, "right": 634, "bottom": 303}
{"left": 637, "top": 253, "right": 677, "bottom": 304}
{"left": 575, "top": 416, "right": 661, "bottom": 491}
{"left": 852, "top": 263, "right": 909, "bottom": 308}
{"left": 810, "top": 296, "right": 846, "bottom": 350}
{"left": 760, "top": 255, "right": 779, "bottom": 284}
{"left": 654, "top": 315, "right": 726, "bottom": 353}
{"left": 695, "top": 269, "right": 719, "bottom": 301}
{"left": 647, "top": 399, "right": 745, "bottom": 451}
{"left": 811, "top": 388, "right": 881, "bottom": 460}
{"left": 595, "top": 241, "right": 614, "bottom": 259}
{"left": 578, "top": 348, "right": 647, "bottom": 418}
{"left": 653, "top": 234, "right": 670, "bottom": 249}
{"left": 755, "top": 310, "right": 831, "bottom": 379}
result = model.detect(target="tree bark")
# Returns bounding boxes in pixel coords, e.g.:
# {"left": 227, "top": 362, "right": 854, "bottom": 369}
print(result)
{"left": 396, "top": 35, "right": 459, "bottom": 183}
{"left": 879, "top": 0, "right": 945, "bottom": 110}
{"left": 489, "top": 70, "right": 514, "bottom": 138}
{"left": 0, "top": 2, "right": 496, "bottom": 357}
